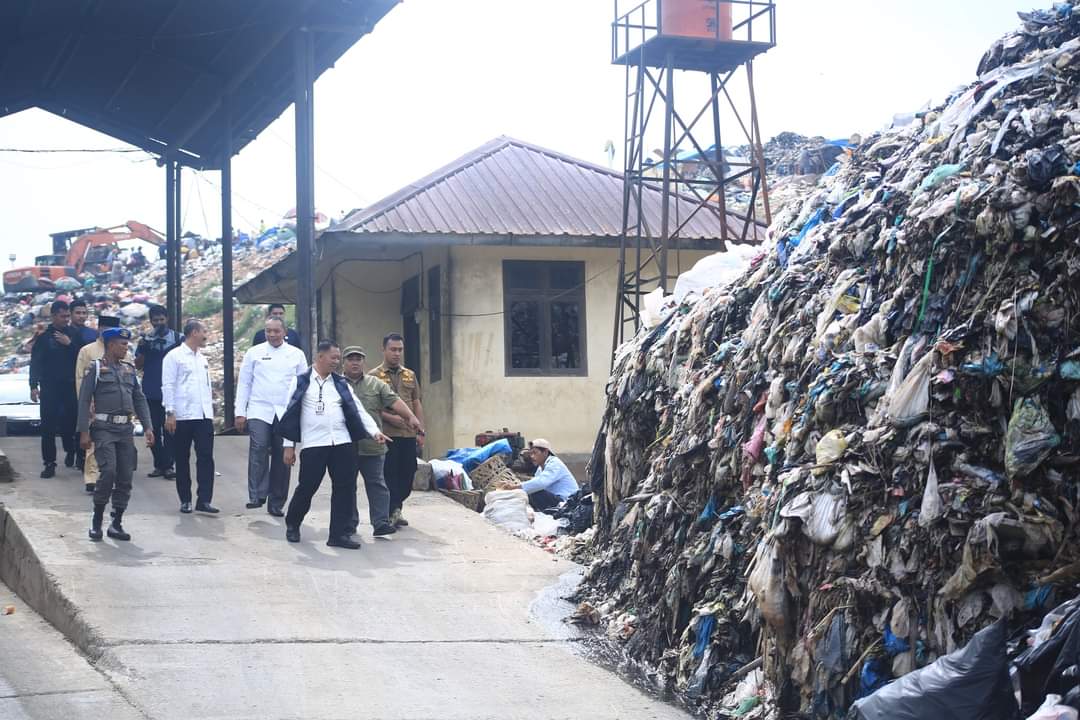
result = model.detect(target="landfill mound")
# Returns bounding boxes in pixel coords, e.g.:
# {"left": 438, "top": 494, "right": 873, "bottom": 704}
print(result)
{"left": 740, "top": 131, "right": 845, "bottom": 178}
{"left": 579, "top": 4, "right": 1080, "bottom": 717}
{"left": 728, "top": 132, "right": 852, "bottom": 225}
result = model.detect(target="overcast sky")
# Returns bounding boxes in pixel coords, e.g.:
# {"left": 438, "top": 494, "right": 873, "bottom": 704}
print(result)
{"left": 0, "top": 0, "right": 1029, "bottom": 266}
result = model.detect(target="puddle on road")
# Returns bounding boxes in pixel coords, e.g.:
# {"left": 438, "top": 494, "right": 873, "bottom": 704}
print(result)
{"left": 528, "top": 570, "right": 684, "bottom": 709}
{"left": 527, "top": 568, "right": 584, "bottom": 641}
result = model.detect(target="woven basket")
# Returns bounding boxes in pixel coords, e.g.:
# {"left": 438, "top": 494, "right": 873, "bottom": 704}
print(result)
{"left": 470, "top": 453, "right": 518, "bottom": 490}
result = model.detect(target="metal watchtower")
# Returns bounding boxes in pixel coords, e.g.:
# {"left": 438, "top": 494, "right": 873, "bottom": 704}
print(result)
{"left": 612, "top": 0, "right": 776, "bottom": 349}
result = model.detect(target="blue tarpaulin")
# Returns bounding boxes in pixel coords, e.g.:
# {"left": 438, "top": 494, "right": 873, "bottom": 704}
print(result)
{"left": 445, "top": 439, "right": 513, "bottom": 472}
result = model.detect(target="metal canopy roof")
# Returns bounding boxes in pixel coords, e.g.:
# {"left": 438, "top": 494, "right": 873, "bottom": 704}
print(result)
{"left": 335, "top": 136, "right": 764, "bottom": 242}
{"left": 0, "top": 0, "right": 399, "bottom": 169}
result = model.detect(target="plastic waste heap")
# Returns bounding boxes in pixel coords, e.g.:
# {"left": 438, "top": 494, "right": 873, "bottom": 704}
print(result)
{"left": 577, "top": 3, "right": 1080, "bottom": 717}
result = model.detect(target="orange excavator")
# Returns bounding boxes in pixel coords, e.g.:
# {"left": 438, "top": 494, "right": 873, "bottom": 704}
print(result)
{"left": 3, "top": 221, "right": 165, "bottom": 294}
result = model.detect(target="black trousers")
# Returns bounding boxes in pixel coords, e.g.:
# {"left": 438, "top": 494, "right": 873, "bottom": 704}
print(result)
{"left": 39, "top": 383, "right": 77, "bottom": 466}
{"left": 147, "top": 399, "right": 172, "bottom": 471}
{"left": 172, "top": 419, "right": 215, "bottom": 505}
{"left": 528, "top": 489, "right": 561, "bottom": 512}
{"left": 384, "top": 436, "right": 417, "bottom": 513}
{"left": 286, "top": 444, "right": 356, "bottom": 539}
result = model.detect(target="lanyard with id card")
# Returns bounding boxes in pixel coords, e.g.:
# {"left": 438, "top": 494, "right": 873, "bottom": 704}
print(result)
{"left": 314, "top": 376, "right": 328, "bottom": 415}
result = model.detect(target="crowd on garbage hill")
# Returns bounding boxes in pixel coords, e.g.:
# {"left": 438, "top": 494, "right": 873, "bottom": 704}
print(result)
{"left": 577, "top": 3, "right": 1080, "bottom": 719}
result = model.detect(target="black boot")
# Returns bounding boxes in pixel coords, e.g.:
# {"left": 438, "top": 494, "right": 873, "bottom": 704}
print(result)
{"left": 107, "top": 508, "right": 131, "bottom": 541}
{"left": 89, "top": 504, "right": 105, "bottom": 541}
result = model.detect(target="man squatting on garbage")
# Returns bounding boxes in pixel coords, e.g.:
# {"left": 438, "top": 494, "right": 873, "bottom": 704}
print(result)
{"left": 77, "top": 328, "right": 155, "bottom": 542}
{"left": 508, "top": 438, "right": 579, "bottom": 512}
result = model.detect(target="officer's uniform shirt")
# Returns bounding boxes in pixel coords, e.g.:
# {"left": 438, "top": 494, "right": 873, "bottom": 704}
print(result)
{"left": 370, "top": 364, "right": 421, "bottom": 439}
{"left": 77, "top": 358, "right": 153, "bottom": 433}
{"left": 76, "top": 339, "right": 133, "bottom": 398}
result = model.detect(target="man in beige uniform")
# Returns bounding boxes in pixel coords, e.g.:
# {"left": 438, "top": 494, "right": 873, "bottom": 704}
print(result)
{"left": 370, "top": 332, "right": 425, "bottom": 527}
{"left": 75, "top": 316, "right": 125, "bottom": 494}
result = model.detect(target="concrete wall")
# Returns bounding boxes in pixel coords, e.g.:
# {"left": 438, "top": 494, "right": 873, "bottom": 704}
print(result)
{"left": 329, "top": 258, "right": 404, "bottom": 355}
{"left": 328, "top": 247, "right": 454, "bottom": 458}
{"left": 330, "top": 242, "right": 712, "bottom": 457}
{"left": 447, "top": 245, "right": 709, "bottom": 454}
{"left": 415, "top": 247, "right": 453, "bottom": 458}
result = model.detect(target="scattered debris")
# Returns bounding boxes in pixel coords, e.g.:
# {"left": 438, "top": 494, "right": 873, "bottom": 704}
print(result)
{"left": 569, "top": 601, "right": 602, "bottom": 626}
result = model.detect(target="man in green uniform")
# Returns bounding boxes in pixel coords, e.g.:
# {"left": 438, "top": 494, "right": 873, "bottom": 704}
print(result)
{"left": 77, "top": 328, "right": 155, "bottom": 542}
{"left": 341, "top": 346, "right": 423, "bottom": 539}
{"left": 370, "top": 333, "right": 425, "bottom": 527}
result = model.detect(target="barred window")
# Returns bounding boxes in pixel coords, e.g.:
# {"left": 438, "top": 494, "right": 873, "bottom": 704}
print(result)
{"left": 503, "top": 260, "right": 586, "bottom": 376}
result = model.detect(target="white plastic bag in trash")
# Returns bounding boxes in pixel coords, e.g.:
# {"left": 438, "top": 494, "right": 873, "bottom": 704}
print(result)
{"left": 1026, "top": 695, "right": 1078, "bottom": 720}
{"left": 640, "top": 287, "right": 670, "bottom": 329}
{"left": 482, "top": 489, "right": 532, "bottom": 532}
{"left": 919, "top": 459, "right": 944, "bottom": 527}
{"left": 887, "top": 348, "right": 936, "bottom": 427}
{"left": 532, "top": 511, "right": 561, "bottom": 537}
{"left": 747, "top": 537, "right": 788, "bottom": 634}
{"left": 780, "top": 490, "right": 846, "bottom": 546}
{"left": 673, "top": 249, "right": 758, "bottom": 303}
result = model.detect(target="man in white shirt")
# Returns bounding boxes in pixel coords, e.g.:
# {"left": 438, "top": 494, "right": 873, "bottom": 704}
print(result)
{"left": 279, "top": 340, "right": 389, "bottom": 549}
{"left": 162, "top": 319, "right": 218, "bottom": 515}
{"left": 235, "top": 317, "right": 308, "bottom": 516}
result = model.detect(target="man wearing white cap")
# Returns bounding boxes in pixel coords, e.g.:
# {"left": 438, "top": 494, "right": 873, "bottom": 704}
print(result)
{"left": 512, "top": 438, "right": 578, "bottom": 512}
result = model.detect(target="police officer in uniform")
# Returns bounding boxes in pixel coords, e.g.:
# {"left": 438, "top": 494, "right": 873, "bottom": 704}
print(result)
{"left": 77, "top": 328, "right": 155, "bottom": 542}
{"left": 75, "top": 315, "right": 125, "bottom": 494}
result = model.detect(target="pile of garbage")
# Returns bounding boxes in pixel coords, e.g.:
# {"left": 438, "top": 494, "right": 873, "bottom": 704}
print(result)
{"left": 578, "top": 4, "right": 1080, "bottom": 717}
{"left": 727, "top": 132, "right": 856, "bottom": 223}
{"left": 1, "top": 233, "right": 290, "bottom": 425}
{"left": 739, "top": 131, "right": 852, "bottom": 178}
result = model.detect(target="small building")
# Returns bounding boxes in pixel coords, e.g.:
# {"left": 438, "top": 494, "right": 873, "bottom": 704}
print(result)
{"left": 235, "top": 136, "right": 762, "bottom": 459}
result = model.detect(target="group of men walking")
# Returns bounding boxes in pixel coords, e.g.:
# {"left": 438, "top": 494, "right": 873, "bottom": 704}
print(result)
{"left": 236, "top": 321, "right": 425, "bottom": 549}
{"left": 31, "top": 299, "right": 428, "bottom": 549}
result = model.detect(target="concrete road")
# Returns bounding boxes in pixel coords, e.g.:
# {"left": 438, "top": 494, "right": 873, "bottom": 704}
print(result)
{"left": 0, "top": 581, "right": 143, "bottom": 720}
{"left": 0, "top": 437, "right": 689, "bottom": 720}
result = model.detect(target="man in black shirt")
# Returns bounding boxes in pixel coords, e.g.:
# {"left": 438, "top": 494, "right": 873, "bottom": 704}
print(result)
{"left": 135, "top": 305, "right": 182, "bottom": 478}
{"left": 69, "top": 299, "right": 99, "bottom": 346}
{"left": 252, "top": 304, "right": 302, "bottom": 349}
{"left": 29, "top": 300, "right": 82, "bottom": 477}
